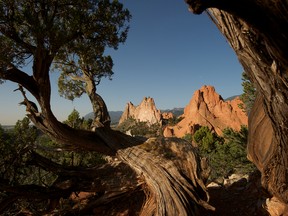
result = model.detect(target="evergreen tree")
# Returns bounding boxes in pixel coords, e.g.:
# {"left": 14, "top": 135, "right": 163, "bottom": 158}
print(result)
{"left": 239, "top": 71, "right": 256, "bottom": 114}
{"left": 193, "top": 126, "right": 255, "bottom": 180}
{"left": 63, "top": 108, "right": 83, "bottom": 129}
{"left": 193, "top": 126, "right": 223, "bottom": 154}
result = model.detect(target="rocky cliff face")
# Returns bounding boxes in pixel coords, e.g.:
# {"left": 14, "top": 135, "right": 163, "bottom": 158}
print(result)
{"left": 118, "top": 97, "right": 162, "bottom": 126}
{"left": 163, "top": 86, "right": 248, "bottom": 138}
{"left": 161, "top": 112, "right": 174, "bottom": 120}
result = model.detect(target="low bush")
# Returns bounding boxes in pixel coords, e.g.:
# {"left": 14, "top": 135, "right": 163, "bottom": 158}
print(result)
{"left": 191, "top": 125, "right": 256, "bottom": 180}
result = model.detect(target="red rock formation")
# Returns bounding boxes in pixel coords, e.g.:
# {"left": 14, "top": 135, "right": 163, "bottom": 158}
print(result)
{"left": 118, "top": 97, "right": 162, "bottom": 126}
{"left": 161, "top": 112, "right": 174, "bottom": 120}
{"left": 264, "top": 197, "right": 288, "bottom": 216}
{"left": 164, "top": 85, "right": 248, "bottom": 138}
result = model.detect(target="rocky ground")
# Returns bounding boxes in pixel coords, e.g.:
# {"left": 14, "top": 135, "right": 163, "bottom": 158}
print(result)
{"left": 207, "top": 171, "right": 271, "bottom": 216}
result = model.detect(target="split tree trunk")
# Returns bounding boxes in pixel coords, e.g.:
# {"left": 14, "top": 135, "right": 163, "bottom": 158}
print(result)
{"left": 86, "top": 78, "right": 111, "bottom": 129}
{"left": 186, "top": 0, "right": 288, "bottom": 204}
{"left": 7, "top": 0, "right": 288, "bottom": 214}
{"left": 12, "top": 86, "right": 214, "bottom": 215}
{"left": 117, "top": 138, "right": 214, "bottom": 215}
{"left": 1, "top": 1, "right": 219, "bottom": 215}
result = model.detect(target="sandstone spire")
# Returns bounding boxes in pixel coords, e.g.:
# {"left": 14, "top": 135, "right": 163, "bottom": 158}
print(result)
{"left": 163, "top": 85, "right": 248, "bottom": 137}
{"left": 118, "top": 97, "right": 162, "bottom": 126}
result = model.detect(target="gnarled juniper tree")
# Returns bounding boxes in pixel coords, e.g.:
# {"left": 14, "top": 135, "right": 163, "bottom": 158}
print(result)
{"left": 0, "top": 1, "right": 212, "bottom": 215}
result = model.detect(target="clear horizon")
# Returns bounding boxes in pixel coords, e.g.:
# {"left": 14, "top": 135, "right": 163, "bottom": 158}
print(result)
{"left": 0, "top": 0, "right": 244, "bottom": 125}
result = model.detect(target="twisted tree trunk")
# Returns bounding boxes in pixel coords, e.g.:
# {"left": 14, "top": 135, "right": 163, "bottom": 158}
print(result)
{"left": 186, "top": 0, "right": 288, "bottom": 205}
{"left": 86, "top": 78, "right": 111, "bottom": 129}
{"left": 1, "top": 1, "right": 215, "bottom": 214}
{"left": 118, "top": 138, "right": 214, "bottom": 215}
{"left": 7, "top": 85, "right": 213, "bottom": 215}
{"left": 5, "top": 0, "right": 288, "bottom": 214}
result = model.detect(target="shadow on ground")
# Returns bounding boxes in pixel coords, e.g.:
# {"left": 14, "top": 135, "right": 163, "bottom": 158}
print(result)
{"left": 207, "top": 171, "right": 271, "bottom": 216}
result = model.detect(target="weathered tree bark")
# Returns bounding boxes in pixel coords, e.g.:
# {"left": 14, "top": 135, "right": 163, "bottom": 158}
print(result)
{"left": 3, "top": 48, "right": 213, "bottom": 215}
{"left": 186, "top": 0, "right": 288, "bottom": 205}
{"left": 7, "top": 0, "right": 288, "bottom": 214}
{"left": 66, "top": 70, "right": 112, "bottom": 129}
{"left": 85, "top": 78, "right": 111, "bottom": 129}
{"left": 118, "top": 138, "right": 214, "bottom": 215}
{"left": 0, "top": 1, "right": 215, "bottom": 215}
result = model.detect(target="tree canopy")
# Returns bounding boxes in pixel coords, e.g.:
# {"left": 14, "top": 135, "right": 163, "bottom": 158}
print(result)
{"left": 0, "top": 0, "right": 131, "bottom": 129}
{"left": 0, "top": 0, "right": 132, "bottom": 153}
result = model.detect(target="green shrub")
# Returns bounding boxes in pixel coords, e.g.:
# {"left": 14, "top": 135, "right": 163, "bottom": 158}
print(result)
{"left": 193, "top": 126, "right": 223, "bottom": 154}
{"left": 117, "top": 117, "right": 161, "bottom": 138}
{"left": 163, "top": 116, "right": 184, "bottom": 126}
{"left": 192, "top": 125, "right": 256, "bottom": 180}
{"left": 182, "top": 133, "right": 193, "bottom": 143}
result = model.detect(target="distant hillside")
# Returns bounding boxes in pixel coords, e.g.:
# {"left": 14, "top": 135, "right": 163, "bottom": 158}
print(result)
{"left": 108, "top": 111, "right": 123, "bottom": 124}
{"left": 1, "top": 125, "right": 14, "bottom": 130}
{"left": 84, "top": 111, "right": 123, "bottom": 125}
{"left": 225, "top": 95, "right": 241, "bottom": 101}
{"left": 161, "top": 108, "right": 184, "bottom": 117}
{"left": 85, "top": 108, "right": 184, "bottom": 126}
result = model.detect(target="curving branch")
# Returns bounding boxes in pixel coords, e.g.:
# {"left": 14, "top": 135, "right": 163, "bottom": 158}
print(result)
{"left": 0, "top": 2, "right": 218, "bottom": 214}
{"left": 0, "top": 150, "right": 143, "bottom": 214}
{"left": 1, "top": 66, "right": 39, "bottom": 99}
{"left": 0, "top": 25, "right": 36, "bottom": 53}
{"left": 185, "top": 0, "right": 288, "bottom": 67}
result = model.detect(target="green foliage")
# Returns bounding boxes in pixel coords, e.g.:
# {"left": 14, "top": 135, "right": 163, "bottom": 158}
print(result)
{"left": 82, "top": 118, "right": 93, "bottom": 130}
{"left": 192, "top": 126, "right": 255, "bottom": 180}
{"left": 220, "top": 126, "right": 255, "bottom": 174}
{"left": 13, "top": 117, "right": 38, "bottom": 147}
{"left": 0, "top": 119, "right": 56, "bottom": 213}
{"left": 0, "top": 115, "right": 106, "bottom": 214}
{"left": 0, "top": 0, "right": 131, "bottom": 105}
{"left": 223, "top": 125, "right": 248, "bottom": 147}
{"left": 0, "top": 1, "right": 129, "bottom": 213}
{"left": 182, "top": 133, "right": 193, "bottom": 143}
{"left": 0, "top": 117, "right": 57, "bottom": 202}
{"left": 59, "top": 109, "right": 105, "bottom": 165}
{"left": 63, "top": 109, "right": 92, "bottom": 130}
{"left": 163, "top": 116, "right": 184, "bottom": 126}
{"left": 239, "top": 71, "right": 256, "bottom": 114}
{"left": 0, "top": 118, "right": 35, "bottom": 184}
{"left": 52, "top": 0, "right": 131, "bottom": 101}
{"left": 57, "top": 74, "right": 85, "bottom": 101}
{"left": 64, "top": 108, "right": 82, "bottom": 129}
{"left": 117, "top": 118, "right": 161, "bottom": 138}
{"left": 193, "top": 126, "right": 223, "bottom": 154}
{"left": 36, "top": 134, "right": 106, "bottom": 167}
{"left": 130, "top": 121, "right": 161, "bottom": 137}
{"left": 116, "top": 117, "right": 136, "bottom": 132}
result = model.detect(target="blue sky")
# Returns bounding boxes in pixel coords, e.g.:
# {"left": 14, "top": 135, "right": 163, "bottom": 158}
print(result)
{"left": 0, "top": 0, "right": 244, "bottom": 125}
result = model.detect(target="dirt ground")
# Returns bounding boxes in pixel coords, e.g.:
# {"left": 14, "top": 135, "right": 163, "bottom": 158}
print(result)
{"left": 207, "top": 171, "right": 271, "bottom": 216}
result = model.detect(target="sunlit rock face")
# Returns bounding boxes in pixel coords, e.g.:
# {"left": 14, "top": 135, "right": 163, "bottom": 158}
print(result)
{"left": 164, "top": 85, "right": 248, "bottom": 138}
{"left": 161, "top": 112, "right": 174, "bottom": 120}
{"left": 118, "top": 97, "right": 162, "bottom": 126}
{"left": 264, "top": 197, "right": 288, "bottom": 216}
